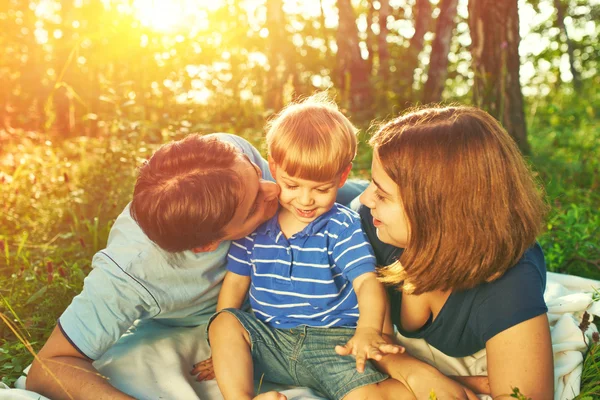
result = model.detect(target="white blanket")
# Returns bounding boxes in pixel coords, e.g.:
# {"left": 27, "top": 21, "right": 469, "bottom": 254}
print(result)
{"left": 2, "top": 272, "right": 598, "bottom": 400}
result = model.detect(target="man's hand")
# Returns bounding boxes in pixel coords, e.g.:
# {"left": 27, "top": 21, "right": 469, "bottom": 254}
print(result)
{"left": 335, "top": 327, "right": 404, "bottom": 373}
{"left": 190, "top": 357, "right": 215, "bottom": 381}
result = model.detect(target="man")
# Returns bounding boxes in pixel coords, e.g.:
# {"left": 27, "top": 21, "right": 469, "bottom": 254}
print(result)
{"left": 26, "top": 133, "right": 366, "bottom": 400}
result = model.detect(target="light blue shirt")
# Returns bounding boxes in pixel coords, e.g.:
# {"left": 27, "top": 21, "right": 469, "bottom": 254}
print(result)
{"left": 227, "top": 204, "right": 376, "bottom": 329}
{"left": 58, "top": 134, "right": 272, "bottom": 360}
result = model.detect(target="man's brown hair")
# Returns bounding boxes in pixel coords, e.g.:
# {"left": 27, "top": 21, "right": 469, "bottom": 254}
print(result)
{"left": 130, "top": 134, "right": 243, "bottom": 253}
{"left": 371, "top": 106, "right": 548, "bottom": 295}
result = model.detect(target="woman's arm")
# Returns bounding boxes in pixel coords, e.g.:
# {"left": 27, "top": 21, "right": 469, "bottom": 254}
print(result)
{"left": 486, "top": 313, "right": 553, "bottom": 399}
{"left": 373, "top": 349, "right": 478, "bottom": 399}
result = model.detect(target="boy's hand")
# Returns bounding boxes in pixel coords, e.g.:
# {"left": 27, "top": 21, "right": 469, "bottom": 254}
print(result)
{"left": 190, "top": 357, "right": 215, "bottom": 381}
{"left": 335, "top": 327, "right": 404, "bottom": 373}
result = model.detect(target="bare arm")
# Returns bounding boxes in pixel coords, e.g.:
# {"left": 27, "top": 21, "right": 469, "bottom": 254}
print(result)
{"left": 354, "top": 272, "right": 388, "bottom": 332}
{"left": 27, "top": 325, "right": 134, "bottom": 400}
{"left": 216, "top": 271, "right": 251, "bottom": 311}
{"left": 335, "top": 272, "right": 403, "bottom": 372}
{"left": 486, "top": 313, "right": 553, "bottom": 399}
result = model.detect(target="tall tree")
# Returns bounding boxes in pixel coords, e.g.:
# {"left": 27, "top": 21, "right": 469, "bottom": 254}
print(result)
{"left": 469, "top": 0, "right": 530, "bottom": 154}
{"left": 365, "top": 0, "right": 376, "bottom": 75}
{"left": 402, "top": 0, "right": 432, "bottom": 97}
{"left": 265, "top": 0, "right": 287, "bottom": 111}
{"left": 52, "top": 0, "right": 76, "bottom": 136}
{"left": 378, "top": 0, "right": 392, "bottom": 80}
{"left": 422, "top": 0, "right": 458, "bottom": 103}
{"left": 336, "top": 0, "right": 371, "bottom": 112}
{"left": 554, "top": 0, "right": 581, "bottom": 92}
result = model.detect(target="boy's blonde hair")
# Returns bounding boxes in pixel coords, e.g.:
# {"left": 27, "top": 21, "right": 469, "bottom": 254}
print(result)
{"left": 266, "top": 93, "right": 357, "bottom": 181}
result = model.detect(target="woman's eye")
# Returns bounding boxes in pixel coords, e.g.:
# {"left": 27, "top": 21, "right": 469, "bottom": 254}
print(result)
{"left": 374, "top": 191, "right": 385, "bottom": 201}
{"left": 285, "top": 184, "right": 298, "bottom": 190}
{"left": 317, "top": 188, "right": 330, "bottom": 193}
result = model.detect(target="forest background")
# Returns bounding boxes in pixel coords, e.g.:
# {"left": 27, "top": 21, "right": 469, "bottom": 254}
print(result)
{"left": 0, "top": 0, "right": 599, "bottom": 396}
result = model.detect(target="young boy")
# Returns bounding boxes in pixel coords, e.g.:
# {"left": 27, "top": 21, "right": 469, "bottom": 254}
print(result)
{"left": 206, "top": 96, "right": 402, "bottom": 400}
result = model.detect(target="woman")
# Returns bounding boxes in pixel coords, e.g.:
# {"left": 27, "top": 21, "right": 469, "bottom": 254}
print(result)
{"left": 356, "top": 106, "right": 553, "bottom": 398}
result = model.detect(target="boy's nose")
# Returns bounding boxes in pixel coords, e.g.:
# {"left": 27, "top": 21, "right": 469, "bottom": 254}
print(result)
{"left": 298, "top": 190, "right": 314, "bottom": 206}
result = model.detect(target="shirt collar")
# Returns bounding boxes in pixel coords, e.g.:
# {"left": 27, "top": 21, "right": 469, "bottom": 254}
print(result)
{"left": 255, "top": 204, "right": 340, "bottom": 239}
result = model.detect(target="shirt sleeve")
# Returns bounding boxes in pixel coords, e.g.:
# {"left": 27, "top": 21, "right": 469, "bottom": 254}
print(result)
{"left": 331, "top": 218, "right": 377, "bottom": 282}
{"left": 209, "top": 133, "right": 274, "bottom": 182}
{"left": 58, "top": 252, "right": 160, "bottom": 360}
{"left": 226, "top": 237, "right": 253, "bottom": 276}
{"left": 475, "top": 259, "right": 548, "bottom": 344}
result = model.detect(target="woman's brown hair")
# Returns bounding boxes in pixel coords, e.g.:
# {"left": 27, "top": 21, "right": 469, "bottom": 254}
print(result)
{"left": 371, "top": 106, "right": 548, "bottom": 294}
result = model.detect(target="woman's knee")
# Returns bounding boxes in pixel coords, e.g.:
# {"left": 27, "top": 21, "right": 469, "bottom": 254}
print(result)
{"left": 342, "top": 379, "right": 413, "bottom": 400}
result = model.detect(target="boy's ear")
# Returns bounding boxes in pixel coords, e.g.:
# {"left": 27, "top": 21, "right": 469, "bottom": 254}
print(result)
{"left": 268, "top": 155, "right": 277, "bottom": 178}
{"left": 338, "top": 163, "right": 353, "bottom": 187}
{"left": 192, "top": 241, "right": 220, "bottom": 253}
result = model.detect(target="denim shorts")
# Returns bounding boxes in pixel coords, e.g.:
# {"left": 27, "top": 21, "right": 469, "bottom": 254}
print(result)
{"left": 207, "top": 308, "right": 388, "bottom": 400}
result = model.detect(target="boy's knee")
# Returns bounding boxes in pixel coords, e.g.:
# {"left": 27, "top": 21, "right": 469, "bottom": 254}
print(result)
{"left": 208, "top": 312, "right": 250, "bottom": 344}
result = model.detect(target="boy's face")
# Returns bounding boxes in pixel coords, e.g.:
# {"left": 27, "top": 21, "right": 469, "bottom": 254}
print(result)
{"left": 270, "top": 162, "right": 351, "bottom": 225}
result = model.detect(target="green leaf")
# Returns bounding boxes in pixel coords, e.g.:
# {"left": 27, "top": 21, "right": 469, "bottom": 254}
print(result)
{"left": 25, "top": 286, "right": 48, "bottom": 306}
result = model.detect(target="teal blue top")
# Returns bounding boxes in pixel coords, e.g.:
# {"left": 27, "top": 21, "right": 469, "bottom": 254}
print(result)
{"left": 58, "top": 134, "right": 273, "bottom": 360}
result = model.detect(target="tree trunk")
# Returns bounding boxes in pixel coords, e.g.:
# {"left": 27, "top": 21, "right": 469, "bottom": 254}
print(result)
{"left": 378, "top": 0, "right": 391, "bottom": 80}
{"left": 469, "top": 0, "right": 530, "bottom": 154}
{"left": 319, "top": 0, "right": 333, "bottom": 61}
{"left": 423, "top": 0, "right": 458, "bottom": 103}
{"left": 54, "top": 0, "right": 75, "bottom": 136}
{"left": 265, "top": 0, "right": 287, "bottom": 111}
{"left": 336, "top": 0, "right": 372, "bottom": 112}
{"left": 554, "top": 0, "right": 581, "bottom": 92}
{"left": 402, "top": 0, "right": 432, "bottom": 98}
{"left": 365, "top": 0, "right": 375, "bottom": 75}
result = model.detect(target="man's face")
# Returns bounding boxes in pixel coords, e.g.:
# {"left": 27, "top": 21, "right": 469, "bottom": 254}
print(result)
{"left": 218, "top": 155, "right": 280, "bottom": 243}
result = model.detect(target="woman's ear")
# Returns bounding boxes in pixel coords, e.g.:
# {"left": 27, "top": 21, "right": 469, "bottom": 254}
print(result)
{"left": 338, "top": 163, "right": 353, "bottom": 187}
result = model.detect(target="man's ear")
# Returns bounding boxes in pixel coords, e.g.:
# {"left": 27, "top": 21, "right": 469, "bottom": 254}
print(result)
{"left": 192, "top": 241, "right": 221, "bottom": 253}
{"left": 338, "top": 163, "right": 353, "bottom": 187}
{"left": 268, "top": 155, "right": 278, "bottom": 178}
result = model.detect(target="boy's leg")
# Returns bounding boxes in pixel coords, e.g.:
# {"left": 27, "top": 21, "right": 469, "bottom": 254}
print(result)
{"left": 209, "top": 312, "right": 256, "bottom": 399}
{"left": 208, "top": 309, "right": 296, "bottom": 400}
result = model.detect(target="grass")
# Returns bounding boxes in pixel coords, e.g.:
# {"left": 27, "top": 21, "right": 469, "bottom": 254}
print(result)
{"left": 1, "top": 99, "right": 599, "bottom": 395}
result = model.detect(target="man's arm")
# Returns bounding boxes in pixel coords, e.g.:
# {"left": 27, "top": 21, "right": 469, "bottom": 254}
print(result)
{"left": 27, "top": 325, "right": 134, "bottom": 400}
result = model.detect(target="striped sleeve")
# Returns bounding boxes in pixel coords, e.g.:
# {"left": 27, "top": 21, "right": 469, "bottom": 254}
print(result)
{"left": 331, "top": 219, "right": 376, "bottom": 282}
{"left": 226, "top": 237, "right": 253, "bottom": 276}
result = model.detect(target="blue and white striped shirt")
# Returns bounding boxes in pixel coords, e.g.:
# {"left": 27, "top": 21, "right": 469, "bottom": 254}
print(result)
{"left": 227, "top": 203, "right": 376, "bottom": 329}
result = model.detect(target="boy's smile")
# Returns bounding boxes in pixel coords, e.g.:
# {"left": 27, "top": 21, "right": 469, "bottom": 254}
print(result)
{"left": 270, "top": 163, "right": 351, "bottom": 232}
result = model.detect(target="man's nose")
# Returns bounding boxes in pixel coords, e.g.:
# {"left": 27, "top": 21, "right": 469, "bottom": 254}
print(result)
{"left": 260, "top": 180, "right": 280, "bottom": 201}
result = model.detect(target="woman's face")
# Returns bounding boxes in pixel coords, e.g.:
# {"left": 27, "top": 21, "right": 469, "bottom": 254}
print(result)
{"left": 359, "top": 151, "right": 410, "bottom": 248}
